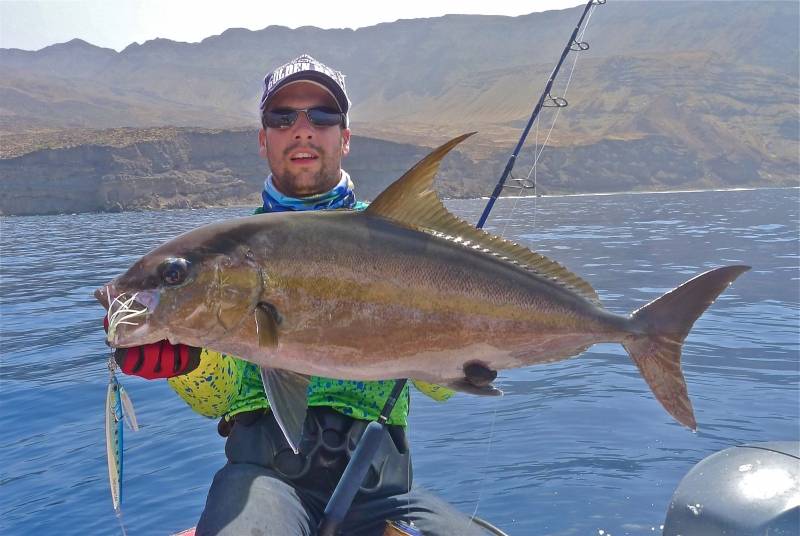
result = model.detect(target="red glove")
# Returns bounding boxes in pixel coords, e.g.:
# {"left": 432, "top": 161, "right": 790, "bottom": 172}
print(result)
{"left": 103, "top": 317, "right": 201, "bottom": 379}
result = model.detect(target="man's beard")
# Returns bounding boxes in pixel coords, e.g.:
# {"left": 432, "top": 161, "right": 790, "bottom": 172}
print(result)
{"left": 277, "top": 143, "right": 342, "bottom": 196}
{"left": 283, "top": 157, "right": 339, "bottom": 192}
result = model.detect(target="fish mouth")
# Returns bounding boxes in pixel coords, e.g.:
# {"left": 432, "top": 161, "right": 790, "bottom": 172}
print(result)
{"left": 94, "top": 286, "right": 111, "bottom": 309}
{"left": 97, "top": 285, "right": 160, "bottom": 347}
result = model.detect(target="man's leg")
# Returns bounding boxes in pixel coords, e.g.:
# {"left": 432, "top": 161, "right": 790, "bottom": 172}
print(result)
{"left": 195, "top": 462, "right": 320, "bottom": 536}
{"left": 341, "top": 485, "right": 490, "bottom": 536}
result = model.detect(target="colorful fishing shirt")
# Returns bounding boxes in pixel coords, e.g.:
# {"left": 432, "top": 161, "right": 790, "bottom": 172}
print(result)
{"left": 167, "top": 174, "right": 453, "bottom": 426}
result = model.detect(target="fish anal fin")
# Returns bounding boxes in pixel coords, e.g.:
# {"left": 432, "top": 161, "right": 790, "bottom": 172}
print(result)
{"left": 260, "top": 368, "right": 310, "bottom": 454}
{"left": 365, "top": 133, "right": 601, "bottom": 305}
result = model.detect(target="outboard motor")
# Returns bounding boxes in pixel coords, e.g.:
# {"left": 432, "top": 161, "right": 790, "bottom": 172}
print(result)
{"left": 663, "top": 442, "right": 799, "bottom": 535}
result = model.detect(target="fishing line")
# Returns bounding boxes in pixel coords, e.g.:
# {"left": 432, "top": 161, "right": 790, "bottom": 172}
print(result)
{"left": 466, "top": 402, "right": 499, "bottom": 531}
{"left": 524, "top": 3, "right": 596, "bottom": 187}
{"left": 533, "top": 109, "right": 540, "bottom": 233}
{"left": 529, "top": 3, "right": 595, "bottom": 167}
{"left": 469, "top": 4, "right": 600, "bottom": 528}
{"left": 497, "top": 110, "right": 540, "bottom": 240}
{"left": 501, "top": 2, "right": 599, "bottom": 236}
{"left": 406, "top": 397, "right": 412, "bottom": 522}
{"left": 476, "top": 0, "right": 603, "bottom": 232}
{"left": 497, "top": 5, "right": 598, "bottom": 237}
{"left": 115, "top": 510, "right": 129, "bottom": 536}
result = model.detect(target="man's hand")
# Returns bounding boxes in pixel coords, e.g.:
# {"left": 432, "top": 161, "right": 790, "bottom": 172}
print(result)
{"left": 103, "top": 317, "right": 201, "bottom": 379}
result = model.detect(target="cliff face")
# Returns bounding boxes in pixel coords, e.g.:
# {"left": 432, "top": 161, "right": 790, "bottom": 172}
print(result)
{"left": 482, "top": 134, "right": 799, "bottom": 196}
{"left": 1, "top": 131, "right": 256, "bottom": 215}
{"left": 1, "top": 127, "right": 796, "bottom": 216}
{"left": 0, "top": 131, "right": 442, "bottom": 216}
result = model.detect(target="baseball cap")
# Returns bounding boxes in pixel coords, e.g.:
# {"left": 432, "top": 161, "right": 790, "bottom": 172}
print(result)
{"left": 260, "top": 54, "right": 351, "bottom": 117}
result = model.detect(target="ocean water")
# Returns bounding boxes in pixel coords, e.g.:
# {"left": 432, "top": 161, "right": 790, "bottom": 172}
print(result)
{"left": 1, "top": 188, "right": 797, "bottom": 535}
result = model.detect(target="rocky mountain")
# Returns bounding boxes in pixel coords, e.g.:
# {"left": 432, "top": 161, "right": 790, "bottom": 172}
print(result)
{"left": 0, "top": 1, "right": 797, "bottom": 215}
{"left": 0, "top": 129, "right": 481, "bottom": 215}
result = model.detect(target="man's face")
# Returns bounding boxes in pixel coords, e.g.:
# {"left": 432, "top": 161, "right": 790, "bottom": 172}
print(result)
{"left": 259, "top": 82, "right": 351, "bottom": 197}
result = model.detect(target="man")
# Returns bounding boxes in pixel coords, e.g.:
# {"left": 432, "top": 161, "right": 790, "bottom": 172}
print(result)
{"left": 111, "top": 55, "right": 488, "bottom": 535}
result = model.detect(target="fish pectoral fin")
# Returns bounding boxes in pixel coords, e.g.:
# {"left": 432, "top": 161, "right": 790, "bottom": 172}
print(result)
{"left": 259, "top": 367, "right": 309, "bottom": 454}
{"left": 255, "top": 302, "right": 281, "bottom": 348}
{"left": 445, "top": 379, "right": 503, "bottom": 397}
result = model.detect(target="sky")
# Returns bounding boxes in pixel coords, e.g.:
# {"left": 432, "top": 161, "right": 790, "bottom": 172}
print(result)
{"left": 0, "top": 0, "right": 587, "bottom": 51}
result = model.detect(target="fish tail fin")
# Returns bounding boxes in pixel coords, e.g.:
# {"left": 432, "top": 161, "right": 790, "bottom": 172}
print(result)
{"left": 623, "top": 265, "right": 750, "bottom": 430}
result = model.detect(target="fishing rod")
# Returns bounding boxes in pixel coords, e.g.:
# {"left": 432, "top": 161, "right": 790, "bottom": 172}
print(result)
{"left": 476, "top": 0, "right": 605, "bottom": 230}
{"left": 318, "top": 3, "right": 604, "bottom": 533}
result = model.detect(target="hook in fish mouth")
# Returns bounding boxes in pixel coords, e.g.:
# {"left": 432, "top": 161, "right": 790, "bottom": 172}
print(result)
{"left": 106, "top": 288, "right": 150, "bottom": 343}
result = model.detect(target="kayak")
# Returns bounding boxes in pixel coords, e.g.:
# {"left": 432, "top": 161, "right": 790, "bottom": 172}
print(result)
{"left": 170, "top": 442, "right": 798, "bottom": 535}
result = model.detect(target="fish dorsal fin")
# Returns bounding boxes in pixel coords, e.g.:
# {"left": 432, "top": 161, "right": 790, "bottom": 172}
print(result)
{"left": 366, "top": 133, "right": 601, "bottom": 305}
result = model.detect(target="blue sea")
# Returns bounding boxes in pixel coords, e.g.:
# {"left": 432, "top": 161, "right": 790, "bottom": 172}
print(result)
{"left": 1, "top": 188, "right": 798, "bottom": 535}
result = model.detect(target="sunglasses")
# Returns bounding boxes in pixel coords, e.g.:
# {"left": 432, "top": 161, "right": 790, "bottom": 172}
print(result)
{"left": 262, "top": 106, "right": 345, "bottom": 129}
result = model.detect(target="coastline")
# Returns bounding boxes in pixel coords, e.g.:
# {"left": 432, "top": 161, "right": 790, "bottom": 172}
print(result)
{"left": 483, "top": 185, "right": 800, "bottom": 201}
{"left": 2, "top": 186, "right": 797, "bottom": 219}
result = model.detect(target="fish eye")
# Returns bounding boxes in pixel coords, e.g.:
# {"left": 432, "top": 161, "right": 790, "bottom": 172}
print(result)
{"left": 158, "top": 258, "right": 191, "bottom": 286}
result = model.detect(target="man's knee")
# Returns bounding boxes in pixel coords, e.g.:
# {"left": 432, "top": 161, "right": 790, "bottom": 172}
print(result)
{"left": 196, "top": 463, "right": 316, "bottom": 536}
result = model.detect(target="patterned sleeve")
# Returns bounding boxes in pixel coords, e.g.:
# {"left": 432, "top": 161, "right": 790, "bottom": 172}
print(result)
{"left": 167, "top": 349, "right": 242, "bottom": 418}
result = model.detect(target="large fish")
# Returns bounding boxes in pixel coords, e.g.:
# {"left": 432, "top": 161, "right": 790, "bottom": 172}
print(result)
{"left": 96, "top": 133, "right": 748, "bottom": 450}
